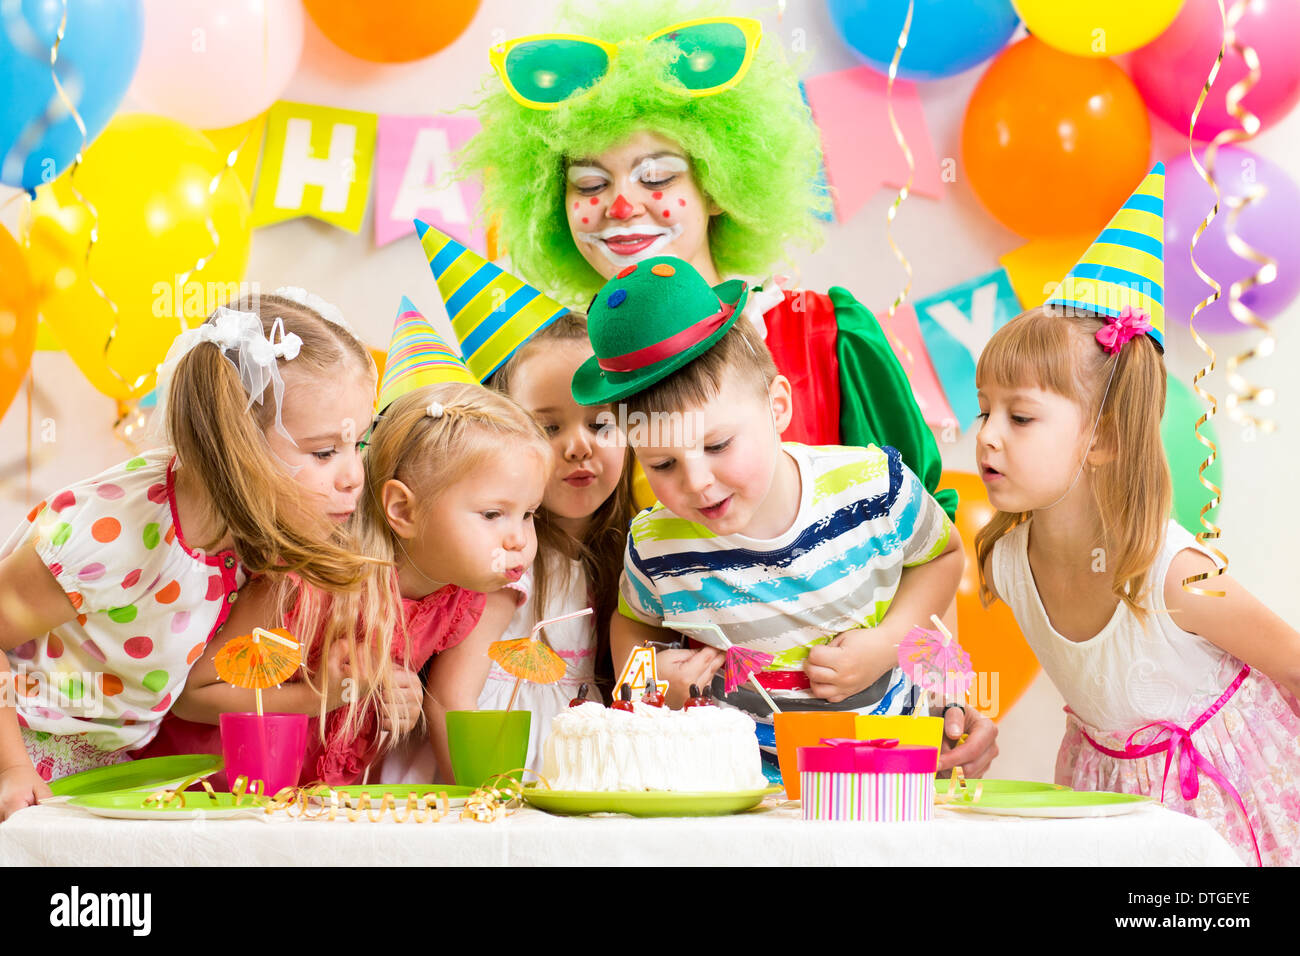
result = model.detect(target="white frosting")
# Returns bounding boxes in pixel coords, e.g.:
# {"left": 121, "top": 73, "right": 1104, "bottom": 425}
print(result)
{"left": 542, "top": 702, "right": 766, "bottom": 792}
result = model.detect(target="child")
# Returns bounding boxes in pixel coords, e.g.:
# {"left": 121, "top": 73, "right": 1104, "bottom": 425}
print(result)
{"left": 441, "top": 314, "right": 637, "bottom": 774}
{"left": 572, "top": 256, "right": 993, "bottom": 776}
{"left": 974, "top": 166, "right": 1300, "bottom": 866}
{"left": 0, "top": 292, "right": 378, "bottom": 819}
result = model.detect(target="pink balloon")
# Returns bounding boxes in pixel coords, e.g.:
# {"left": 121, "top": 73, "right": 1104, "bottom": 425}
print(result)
{"left": 127, "top": 0, "right": 304, "bottom": 130}
{"left": 1131, "top": 0, "right": 1300, "bottom": 142}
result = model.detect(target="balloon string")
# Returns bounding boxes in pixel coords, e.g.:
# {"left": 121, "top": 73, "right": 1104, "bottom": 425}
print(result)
{"left": 1216, "top": 3, "right": 1276, "bottom": 435}
{"left": 1181, "top": 0, "right": 1231, "bottom": 597}
{"left": 881, "top": 0, "right": 917, "bottom": 369}
{"left": 47, "top": 0, "right": 146, "bottom": 399}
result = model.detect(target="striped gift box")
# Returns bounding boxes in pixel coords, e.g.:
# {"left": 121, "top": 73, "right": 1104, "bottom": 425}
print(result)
{"left": 797, "top": 738, "right": 937, "bottom": 822}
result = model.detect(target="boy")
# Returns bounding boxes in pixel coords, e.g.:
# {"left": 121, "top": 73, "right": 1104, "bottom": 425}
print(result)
{"left": 572, "top": 257, "right": 994, "bottom": 773}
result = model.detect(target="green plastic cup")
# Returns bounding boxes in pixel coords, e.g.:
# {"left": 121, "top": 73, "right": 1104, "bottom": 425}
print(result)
{"left": 445, "top": 710, "right": 531, "bottom": 787}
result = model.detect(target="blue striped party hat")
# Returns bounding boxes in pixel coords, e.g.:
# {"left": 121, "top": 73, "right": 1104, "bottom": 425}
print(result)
{"left": 414, "top": 218, "right": 569, "bottom": 381}
{"left": 378, "top": 297, "right": 476, "bottom": 412}
{"left": 1045, "top": 163, "right": 1166, "bottom": 350}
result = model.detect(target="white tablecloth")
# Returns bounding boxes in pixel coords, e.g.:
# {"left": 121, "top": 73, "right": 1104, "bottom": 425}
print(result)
{"left": 0, "top": 799, "right": 1243, "bottom": 867}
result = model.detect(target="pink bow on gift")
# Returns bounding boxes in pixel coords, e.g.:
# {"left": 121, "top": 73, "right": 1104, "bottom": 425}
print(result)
{"left": 1095, "top": 307, "right": 1153, "bottom": 354}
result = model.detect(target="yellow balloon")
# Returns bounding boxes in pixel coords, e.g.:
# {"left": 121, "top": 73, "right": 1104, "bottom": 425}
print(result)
{"left": 1012, "top": 0, "right": 1185, "bottom": 57}
{"left": 27, "top": 113, "right": 251, "bottom": 401}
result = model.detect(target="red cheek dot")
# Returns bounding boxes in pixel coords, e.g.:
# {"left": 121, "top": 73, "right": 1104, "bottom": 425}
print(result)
{"left": 572, "top": 201, "right": 579, "bottom": 210}
{"left": 589, "top": 197, "right": 599, "bottom": 205}
{"left": 662, "top": 209, "right": 671, "bottom": 218}
{"left": 581, "top": 217, "right": 589, "bottom": 224}
{"left": 652, "top": 191, "right": 663, "bottom": 200}
{"left": 678, "top": 198, "right": 686, "bottom": 206}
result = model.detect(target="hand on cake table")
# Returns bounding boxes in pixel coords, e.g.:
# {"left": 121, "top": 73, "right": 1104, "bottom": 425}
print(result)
{"left": 655, "top": 647, "right": 725, "bottom": 709}
{"left": 934, "top": 705, "right": 998, "bottom": 778}
{"left": 0, "top": 763, "right": 51, "bottom": 822}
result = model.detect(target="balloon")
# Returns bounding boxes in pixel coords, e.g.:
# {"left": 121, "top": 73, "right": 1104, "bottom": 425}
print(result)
{"left": 127, "top": 0, "right": 303, "bottom": 130}
{"left": 940, "top": 471, "right": 1041, "bottom": 722}
{"left": 303, "top": 0, "right": 480, "bottom": 63}
{"left": 1161, "top": 377, "right": 1225, "bottom": 536}
{"left": 1165, "top": 146, "right": 1300, "bottom": 333}
{"left": 826, "top": 0, "right": 1019, "bottom": 81}
{"left": 962, "top": 37, "right": 1152, "bottom": 238}
{"left": 0, "top": 225, "right": 38, "bottom": 418}
{"left": 0, "top": 0, "right": 143, "bottom": 190}
{"left": 1132, "top": 0, "right": 1300, "bottom": 142}
{"left": 1012, "top": 0, "right": 1184, "bottom": 58}
{"left": 26, "top": 114, "right": 251, "bottom": 401}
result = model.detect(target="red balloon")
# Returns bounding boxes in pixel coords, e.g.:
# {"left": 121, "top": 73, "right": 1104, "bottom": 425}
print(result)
{"left": 304, "top": 0, "right": 481, "bottom": 63}
{"left": 962, "top": 36, "right": 1152, "bottom": 238}
{"left": 941, "top": 471, "right": 1041, "bottom": 722}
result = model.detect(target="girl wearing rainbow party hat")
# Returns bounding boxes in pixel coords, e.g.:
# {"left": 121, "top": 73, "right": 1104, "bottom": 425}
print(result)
{"left": 974, "top": 165, "right": 1300, "bottom": 866}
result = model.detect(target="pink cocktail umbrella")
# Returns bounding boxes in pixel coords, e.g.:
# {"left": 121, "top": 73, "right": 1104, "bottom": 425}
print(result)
{"left": 896, "top": 614, "right": 975, "bottom": 710}
{"left": 667, "top": 621, "right": 782, "bottom": 715}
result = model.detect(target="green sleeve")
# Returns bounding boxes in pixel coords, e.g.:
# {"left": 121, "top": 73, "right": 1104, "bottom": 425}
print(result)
{"left": 830, "top": 286, "right": 959, "bottom": 521}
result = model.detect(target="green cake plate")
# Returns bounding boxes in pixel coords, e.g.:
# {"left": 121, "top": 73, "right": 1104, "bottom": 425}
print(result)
{"left": 522, "top": 785, "right": 782, "bottom": 817}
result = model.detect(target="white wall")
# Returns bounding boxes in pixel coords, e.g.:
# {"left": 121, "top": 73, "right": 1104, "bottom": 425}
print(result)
{"left": 3, "top": 0, "right": 1297, "bottom": 781}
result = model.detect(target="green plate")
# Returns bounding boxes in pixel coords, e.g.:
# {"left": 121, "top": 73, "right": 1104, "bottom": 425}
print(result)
{"left": 941, "top": 790, "right": 1151, "bottom": 818}
{"left": 313, "top": 784, "right": 479, "bottom": 808}
{"left": 68, "top": 790, "right": 266, "bottom": 821}
{"left": 522, "top": 785, "right": 782, "bottom": 817}
{"left": 935, "top": 778, "right": 1070, "bottom": 795}
{"left": 46, "top": 755, "right": 224, "bottom": 799}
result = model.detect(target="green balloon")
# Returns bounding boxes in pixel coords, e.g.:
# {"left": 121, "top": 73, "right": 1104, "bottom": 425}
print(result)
{"left": 1161, "top": 377, "right": 1225, "bottom": 535}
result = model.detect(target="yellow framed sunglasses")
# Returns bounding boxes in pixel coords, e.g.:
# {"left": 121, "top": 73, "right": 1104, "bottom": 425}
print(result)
{"left": 489, "top": 16, "right": 762, "bottom": 111}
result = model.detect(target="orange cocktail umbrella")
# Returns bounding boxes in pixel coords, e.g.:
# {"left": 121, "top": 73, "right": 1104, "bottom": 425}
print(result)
{"left": 489, "top": 608, "right": 592, "bottom": 712}
{"left": 214, "top": 627, "right": 302, "bottom": 716}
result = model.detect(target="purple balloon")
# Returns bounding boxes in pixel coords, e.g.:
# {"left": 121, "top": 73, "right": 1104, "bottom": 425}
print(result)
{"left": 1166, "top": 146, "right": 1300, "bottom": 334}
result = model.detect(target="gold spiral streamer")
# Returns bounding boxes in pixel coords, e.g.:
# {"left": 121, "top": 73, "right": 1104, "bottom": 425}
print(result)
{"left": 1215, "top": 6, "right": 1277, "bottom": 436}
{"left": 46, "top": 0, "right": 147, "bottom": 399}
{"left": 880, "top": 0, "right": 917, "bottom": 369}
{"left": 1180, "top": 0, "right": 1232, "bottom": 598}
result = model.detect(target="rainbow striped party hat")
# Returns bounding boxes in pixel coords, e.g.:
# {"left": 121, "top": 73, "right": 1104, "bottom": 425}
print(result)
{"left": 1045, "top": 163, "right": 1166, "bottom": 350}
{"left": 415, "top": 218, "right": 569, "bottom": 381}
{"left": 378, "top": 297, "right": 477, "bottom": 411}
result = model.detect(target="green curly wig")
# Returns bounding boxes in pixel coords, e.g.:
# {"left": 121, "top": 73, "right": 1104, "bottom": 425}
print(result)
{"left": 458, "top": 0, "right": 830, "bottom": 308}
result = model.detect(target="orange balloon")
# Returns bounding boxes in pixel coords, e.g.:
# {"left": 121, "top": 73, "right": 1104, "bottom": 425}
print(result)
{"left": 941, "top": 471, "right": 1041, "bottom": 722}
{"left": 0, "top": 225, "right": 38, "bottom": 419}
{"left": 304, "top": 0, "right": 481, "bottom": 63}
{"left": 961, "top": 36, "right": 1151, "bottom": 238}
{"left": 369, "top": 346, "right": 387, "bottom": 404}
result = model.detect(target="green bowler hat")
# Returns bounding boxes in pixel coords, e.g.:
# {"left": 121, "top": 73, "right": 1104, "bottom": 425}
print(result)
{"left": 571, "top": 256, "right": 749, "bottom": 406}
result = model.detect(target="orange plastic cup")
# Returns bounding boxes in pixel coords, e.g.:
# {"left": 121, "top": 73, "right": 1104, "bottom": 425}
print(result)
{"left": 773, "top": 711, "right": 856, "bottom": 800}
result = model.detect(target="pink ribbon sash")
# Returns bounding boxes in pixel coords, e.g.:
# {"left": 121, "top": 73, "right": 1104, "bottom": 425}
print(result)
{"left": 1076, "top": 664, "right": 1261, "bottom": 866}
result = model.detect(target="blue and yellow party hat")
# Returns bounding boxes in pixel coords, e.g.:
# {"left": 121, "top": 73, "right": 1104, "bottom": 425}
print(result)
{"left": 1045, "top": 163, "right": 1166, "bottom": 350}
{"left": 414, "top": 218, "right": 569, "bottom": 381}
{"left": 378, "top": 296, "right": 476, "bottom": 411}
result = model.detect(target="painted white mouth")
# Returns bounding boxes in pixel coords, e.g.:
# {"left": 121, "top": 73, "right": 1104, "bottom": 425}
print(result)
{"left": 577, "top": 224, "right": 684, "bottom": 268}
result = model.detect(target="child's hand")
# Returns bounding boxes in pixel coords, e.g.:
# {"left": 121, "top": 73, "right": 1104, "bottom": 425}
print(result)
{"left": 380, "top": 668, "right": 424, "bottom": 737}
{"left": 323, "top": 639, "right": 355, "bottom": 711}
{"left": 655, "top": 647, "right": 725, "bottom": 709}
{"left": 805, "top": 627, "right": 897, "bottom": 703}
{"left": 0, "top": 762, "right": 52, "bottom": 822}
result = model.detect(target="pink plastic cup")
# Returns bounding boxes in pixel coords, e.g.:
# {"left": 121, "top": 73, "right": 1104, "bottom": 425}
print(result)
{"left": 219, "top": 712, "right": 308, "bottom": 796}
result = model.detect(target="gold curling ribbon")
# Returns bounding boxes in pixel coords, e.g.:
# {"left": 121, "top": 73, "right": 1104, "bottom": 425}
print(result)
{"left": 1181, "top": 0, "right": 1233, "bottom": 598}
{"left": 461, "top": 769, "right": 550, "bottom": 823}
{"left": 933, "top": 765, "right": 983, "bottom": 805}
{"left": 880, "top": 0, "right": 917, "bottom": 370}
{"left": 1216, "top": 4, "right": 1277, "bottom": 436}
{"left": 46, "top": 0, "right": 147, "bottom": 399}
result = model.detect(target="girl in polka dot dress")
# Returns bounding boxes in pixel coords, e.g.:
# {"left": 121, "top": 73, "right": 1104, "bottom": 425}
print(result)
{"left": 0, "top": 291, "right": 381, "bottom": 820}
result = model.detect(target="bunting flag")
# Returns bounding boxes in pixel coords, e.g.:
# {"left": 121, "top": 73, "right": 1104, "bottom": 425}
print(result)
{"left": 415, "top": 219, "right": 569, "bottom": 382}
{"left": 378, "top": 296, "right": 476, "bottom": 412}
{"left": 202, "top": 112, "right": 269, "bottom": 196}
{"left": 803, "top": 65, "right": 943, "bottom": 224}
{"left": 913, "top": 268, "right": 1022, "bottom": 431}
{"left": 999, "top": 233, "right": 1093, "bottom": 310}
{"left": 252, "top": 101, "right": 377, "bottom": 233}
{"left": 881, "top": 303, "right": 958, "bottom": 430}
{"left": 375, "top": 115, "right": 486, "bottom": 250}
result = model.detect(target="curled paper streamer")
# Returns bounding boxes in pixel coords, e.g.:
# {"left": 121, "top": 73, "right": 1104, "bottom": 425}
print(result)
{"left": 880, "top": 0, "right": 917, "bottom": 368}
{"left": 461, "top": 770, "right": 550, "bottom": 823}
{"left": 933, "top": 766, "right": 984, "bottom": 805}
{"left": 1181, "top": 0, "right": 1234, "bottom": 598}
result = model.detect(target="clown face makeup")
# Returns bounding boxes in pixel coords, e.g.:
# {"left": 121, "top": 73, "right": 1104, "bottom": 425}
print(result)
{"left": 565, "top": 131, "right": 721, "bottom": 284}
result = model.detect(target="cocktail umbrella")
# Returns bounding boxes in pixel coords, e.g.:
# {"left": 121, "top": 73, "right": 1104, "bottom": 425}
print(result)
{"left": 214, "top": 627, "right": 303, "bottom": 716}
{"left": 896, "top": 614, "right": 975, "bottom": 714}
{"left": 489, "top": 608, "right": 593, "bottom": 712}
{"left": 667, "top": 621, "right": 782, "bottom": 715}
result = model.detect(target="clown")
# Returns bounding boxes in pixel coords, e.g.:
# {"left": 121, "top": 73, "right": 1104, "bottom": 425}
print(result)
{"left": 461, "top": 0, "right": 957, "bottom": 520}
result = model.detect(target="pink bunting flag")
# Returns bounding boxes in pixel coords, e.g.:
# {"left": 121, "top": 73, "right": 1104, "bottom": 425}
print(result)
{"left": 803, "top": 66, "right": 943, "bottom": 224}
{"left": 880, "top": 303, "right": 958, "bottom": 431}
{"left": 374, "top": 114, "right": 485, "bottom": 251}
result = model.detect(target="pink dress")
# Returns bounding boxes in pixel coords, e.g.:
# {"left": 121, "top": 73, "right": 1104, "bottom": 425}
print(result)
{"left": 993, "top": 518, "right": 1300, "bottom": 866}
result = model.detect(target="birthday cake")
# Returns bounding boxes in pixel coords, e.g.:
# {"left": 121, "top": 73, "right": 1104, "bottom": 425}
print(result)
{"left": 542, "top": 701, "right": 766, "bottom": 792}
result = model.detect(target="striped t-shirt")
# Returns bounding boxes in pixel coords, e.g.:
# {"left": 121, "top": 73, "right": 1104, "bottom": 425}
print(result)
{"left": 618, "top": 443, "right": 953, "bottom": 714}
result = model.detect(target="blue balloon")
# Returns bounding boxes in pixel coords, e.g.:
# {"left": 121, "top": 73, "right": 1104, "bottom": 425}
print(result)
{"left": 827, "top": 0, "right": 1020, "bottom": 82}
{"left": 0, "top": 0, "right": 143, "bottom": 190}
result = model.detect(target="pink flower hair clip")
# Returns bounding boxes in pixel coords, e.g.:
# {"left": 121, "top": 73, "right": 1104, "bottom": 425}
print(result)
{"left": 1095, "top": 307, "right": 1153, "bottom": 354}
